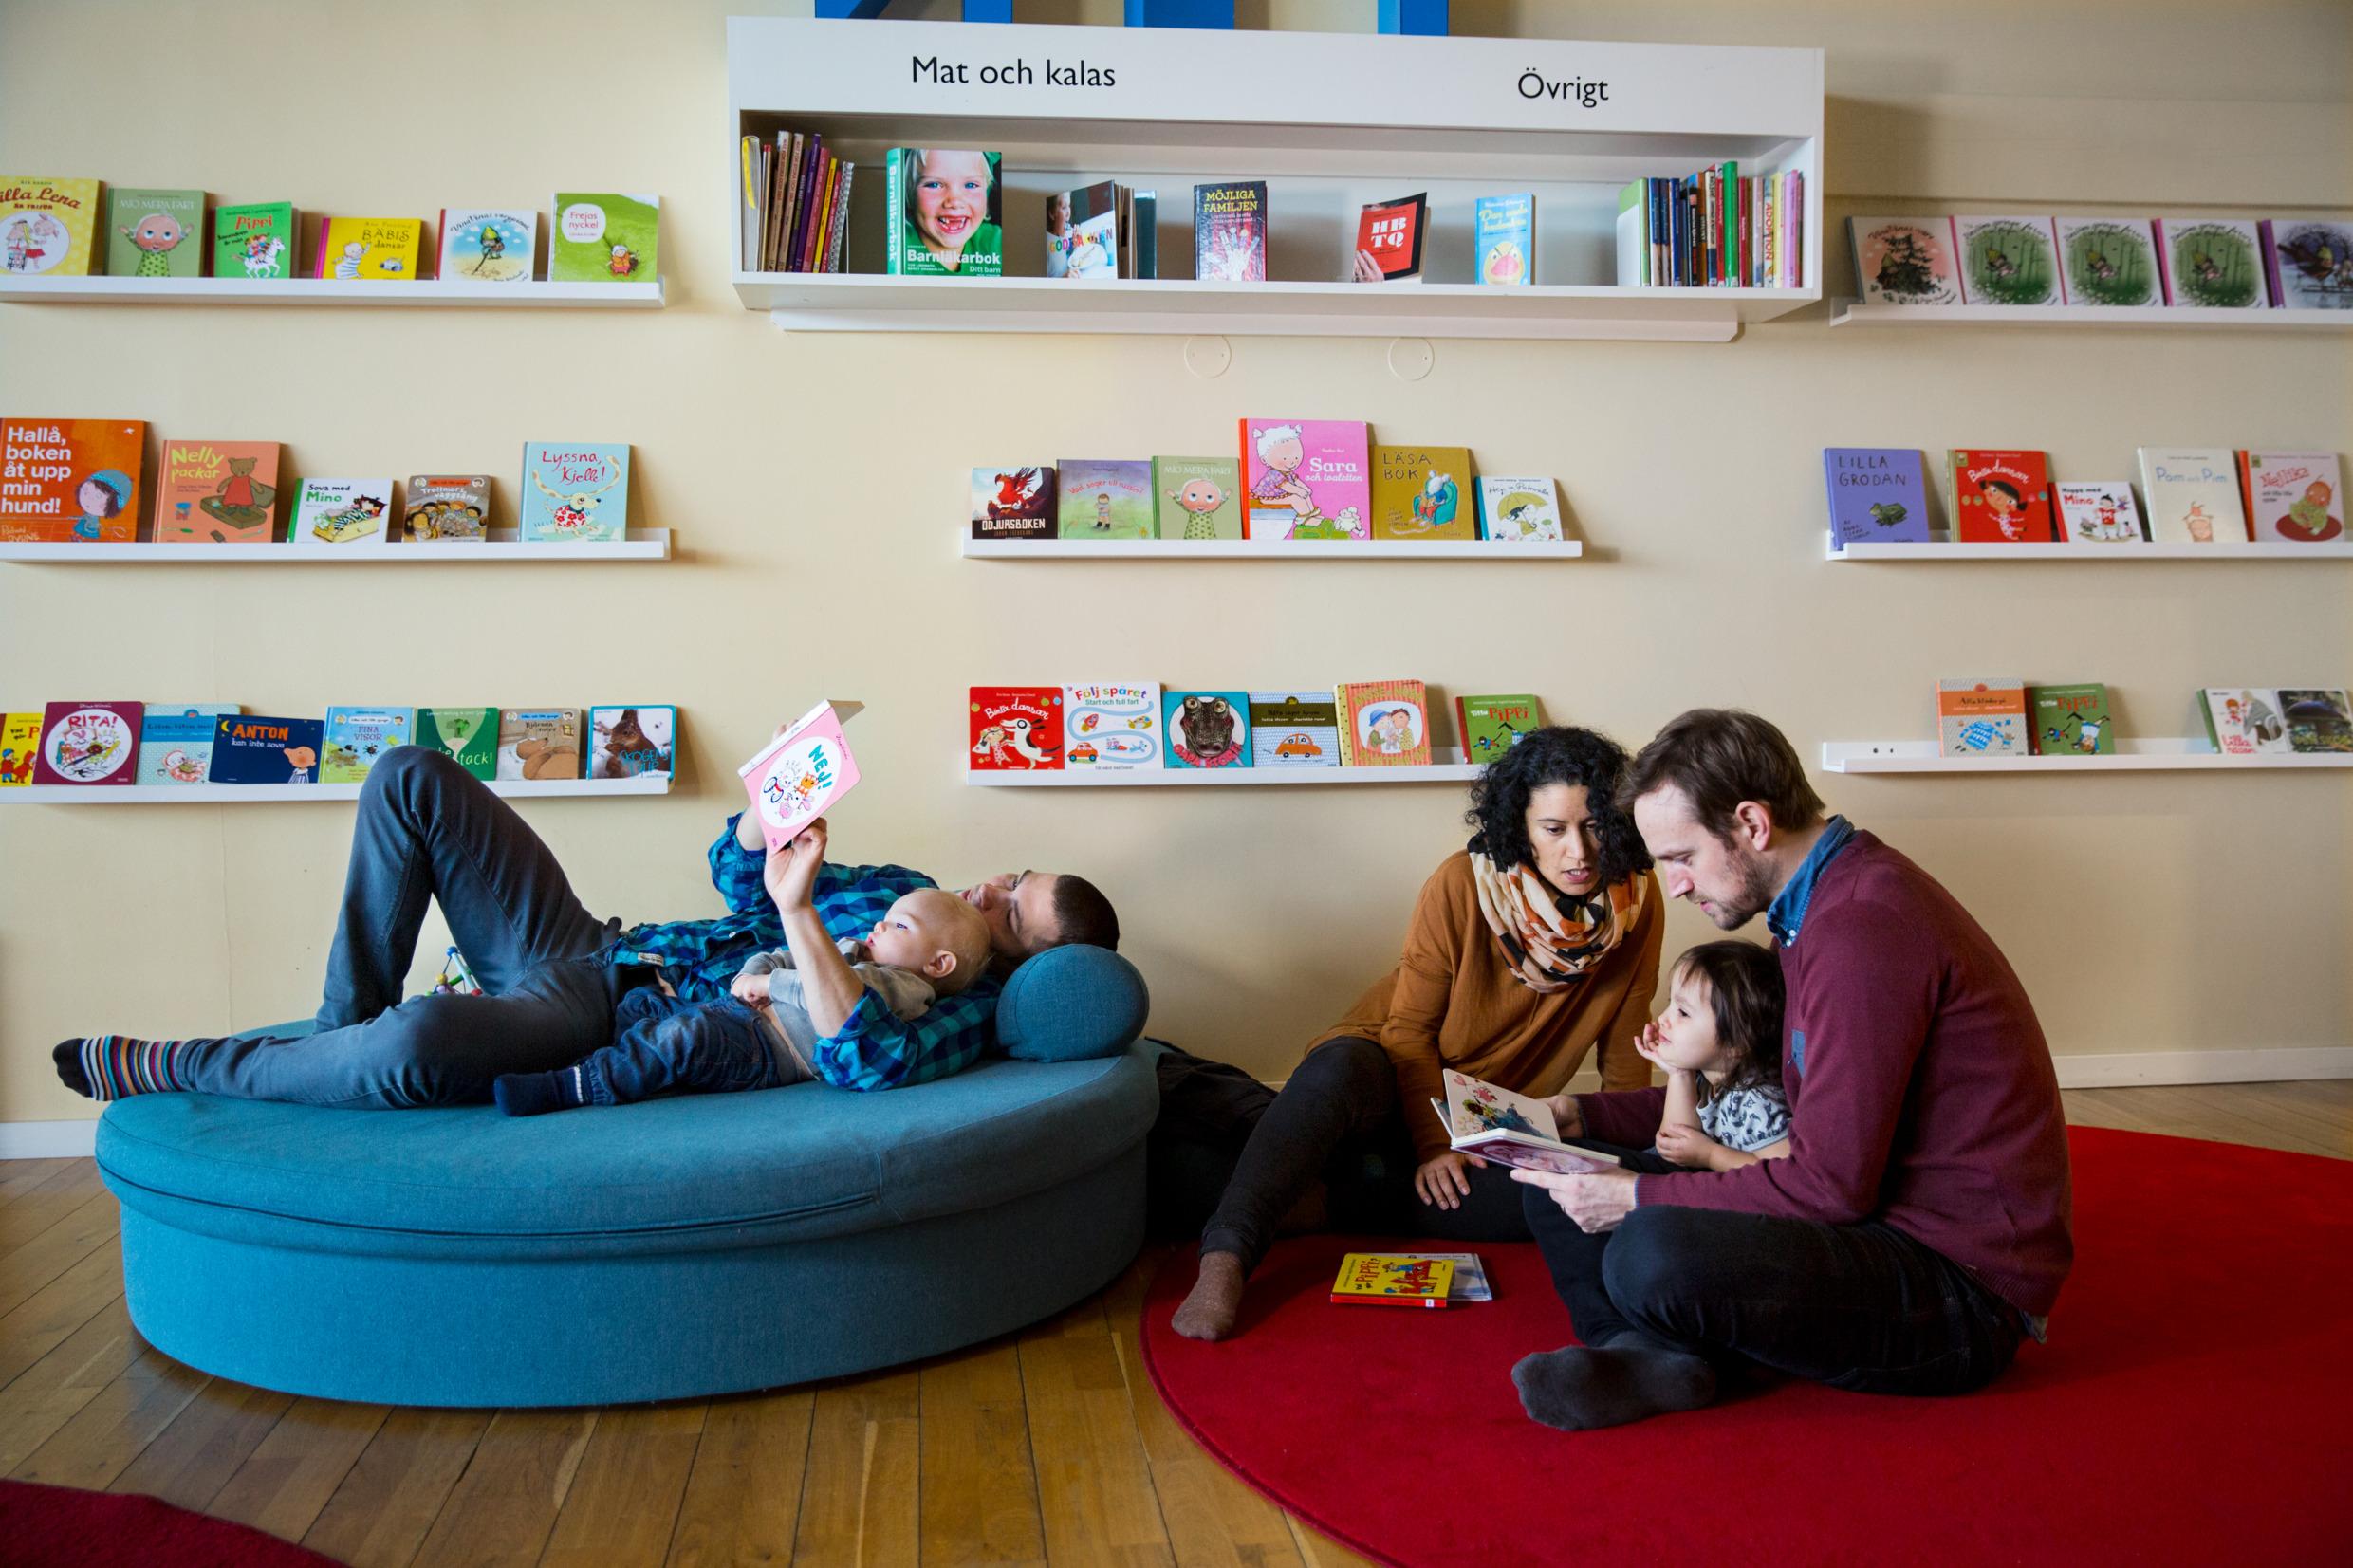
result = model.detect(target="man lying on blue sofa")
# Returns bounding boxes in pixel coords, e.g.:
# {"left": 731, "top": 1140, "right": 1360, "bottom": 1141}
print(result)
{"left": 54, "top": 745, "right": 1121, "bottom": 1109}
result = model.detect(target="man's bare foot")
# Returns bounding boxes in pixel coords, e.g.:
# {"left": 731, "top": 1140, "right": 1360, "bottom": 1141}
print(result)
{"left": 1171, "top": 1250, "right": 1247, "bottom": 1341}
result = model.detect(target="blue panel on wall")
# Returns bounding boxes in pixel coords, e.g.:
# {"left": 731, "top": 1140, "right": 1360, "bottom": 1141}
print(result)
{"left": 1377, "top": 0, "right": 1448, "bottom": 35}
{"left": 817, "top": 0, "right": 894, "bottom": 18}
{"left": 964, "top": 0, "right": 1014, "bottom": 18}
{"left": 1124, "top": 0, "right": 1236, "bottom": 27}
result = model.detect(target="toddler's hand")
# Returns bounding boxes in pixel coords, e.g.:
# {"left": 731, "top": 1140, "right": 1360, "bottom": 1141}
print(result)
{"left": 1654, "top": 1121, "right": 1721, "bottom": 1170}
{"left": 731, "top": 973, "right": 770, "bottom": 1008}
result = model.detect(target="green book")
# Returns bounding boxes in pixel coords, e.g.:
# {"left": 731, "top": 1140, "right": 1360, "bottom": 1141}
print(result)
{"left": 1152, "top": 456, "right": 1241, "bottom": 541}
{"left": 212, "top": 201, "right": 297, "bottom": 280}
{"left": 2029, "top": 684, "right": 2114, "bottom": 756}
{"left": 416, "top": 706, "right": 498, "bottom": 778}
{"left": 549, "top": 193, "right": 658, "bottom": 283}
{"left": 106, "top": 187, "right": 206, "bottom": 278}
{"left": 1455, "top": 693, "right": 1547, "bottom": 762}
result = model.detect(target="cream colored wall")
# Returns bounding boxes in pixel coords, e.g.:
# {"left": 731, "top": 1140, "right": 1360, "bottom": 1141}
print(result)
{"left": 2, "top": 0, "right": 2347, "bottom": 1126}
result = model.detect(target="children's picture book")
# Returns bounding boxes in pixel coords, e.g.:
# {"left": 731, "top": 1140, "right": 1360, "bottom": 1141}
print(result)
{"left": 0, "top": 712, "right": 42, "bottom": 786}
{"left": 293, "top": 478, "right": 396, "bottom": 544}
{"left": 969, "top": 688, "right": 1064, "bottom": 772}
{"left": 972, "top": 465, "right": 1056, "bottom": 541}
{"left": 2237, "top": 451, "right": 2344, "bottom": 543}
{"left": 415, "top": 707, "right": 497, "bottom": 779}
{"left": 437, "top": 208, "right": 536, "bottom": 283}
{"left": 740, "top": 701, "right": 861, "bottom": 848}
{"left": 213, "top": 201, "right": 297, "bottom": 280}
{"left": 2055, "top": 482, "right": 2147, "bottom": 544}
{"left": 321, "top": 708, "right": 416, "bottom": 784}
{"left": 2199, "top": 689, "right": 2292, "bottom": 756}
{"left": 1474, "top": 194, "right": 1535, "bottom": 286}
{"left": 1, "top": 177, "right": 102, "bottom": 276}
{"left": 1355, "top": 193, "right": 1426, "bottom": 282}
{"left": 2279, "top": 690, "right": 2353, "bottom": 753}
{"left": 1055, "top": 459, "right": 1154, "bottom": 539}
{"left": 495, "top": 709, "right": 583, "bottom": 781}
{"left": 105, "top": 188, "right": 206, "bottom": 279}
{"left": 2262, "top": 217, "right": 2353, "bottom": 310}
{"left": 1370, "top": 446, "right": 1475, "bottom": 542}
{"left": 2054, "top": 217, "right": 2159, "bottom": 307}
{"left": 1240, "top": 419, "right": 1370, "bottom": 541}
{"left": 312, "top": 217, "right": 423, "bottom": 281}
{"left": 153, "top": 440, "right": 282, "bottom": 544}
{"left": 0, "top": 417, "right": 144, "bottom": 543}
{"left": 551, "top": 193, "right": 659, "bottom": 282}
{"left": 1247, "top": 691, "right": 1341, "bottom": 768}
{"left": 1391, "top": 1252, "right": 1494, "bottom": 1303}
{"left": 209, "top": 715, "right": 325, "bottom": 784}
{"left": 884, "top": 152, "right": 1001, "bottom": 277}
{"left": 31, "top": 701, "right": 141, "bottom": 786}
{"left": 1330, "top": 1254, "right": 1454, "bottom": 1309}
{"left": 1152, "top": 456, "right": 1242, "bottom": 542}
{"left": 520, "top": 443, "right": 631, "bottom": 543}
{"left": 1936, "top": 680, "right": 2028, "bottom": 757}
{"left": 138, "top": 703, "right": 237, "bottom": 785}
{"left": 404, "top": 474, "right": 491, "bottom": 541}
{"left": 1046, "top": 180, "right": 1121, "bottom": 279}
{"left": 1847, "top": 216, "right": 1961, "bottom": 306}
{"left": 590, "top": 706, "right": 676, "bottom": 779}
{"left": 1433, "top": 1069, "right": 1623, "bottom": 1174}
{"left": 1337, "top": 680, "right": 1431, "bottom": 767}
{"left": 1946, "top": 450, "right": 2054, "bottom": 544}
{"left": 1476, "top": 476, "right": 1565, "bottom": 542}
{"left": 1823, "top": 448, "right": 1931, "bottom": 549}
{"left": 2138, "top": 448, "right": 2246, "bottom": 543}
{"left": 2029, "top": 684, "right": 2114, "bottom": 756}
{"left": 1162, "top": 692, "right": 1251, "bottom": 769}
{"left": 1064, "top": 683, "right": 1163, "bottom": 770}
{"left": 1194, "top": 181, "right": 1267, "bottom": 282}
{"left": 2155, "top": 217, "right": 2266, "bottom": 309}
{"left": 1954, "top": 215, "right": 2060, "bottom": 306}
{"left": 1455, "top": 693, "right": 1547, "bottom": 762}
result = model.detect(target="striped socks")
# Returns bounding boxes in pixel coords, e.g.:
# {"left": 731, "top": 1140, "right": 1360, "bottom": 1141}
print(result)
{"left": 54, "top": 1036, "right": 196, "bottom": 1100}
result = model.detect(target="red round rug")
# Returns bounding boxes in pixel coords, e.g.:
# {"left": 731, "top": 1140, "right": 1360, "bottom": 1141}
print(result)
{"left": 1142, "top": 1125, "right": 2350, "bottom": 1568}
{"left": 0, "top": 1480, "right": 343, "bottom": 1567}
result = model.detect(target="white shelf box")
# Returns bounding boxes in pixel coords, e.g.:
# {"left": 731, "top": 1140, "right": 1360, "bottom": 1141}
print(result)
{"left": 727, "top": 17, "right": 1822, "bottom": 341}
{"left": 1821, "top": 739, "right": 2353, "bottom": 774}
{"left": 969, "top": 747, "right": 1484, "bottom": 786}
{"left": 1826, "top": 540, "right": 2353, "bottom": 562}
{"left": 0, "top": 528, "right": 673, "bottom": 564}
{"left": 0, "top": 277, "right": 665, "bottom": 309}
{"left": 963, "top": 536, "right": 1583, "bottom": 560}
{"left": 1828, "top": 299, "right": 2351, "bottom": 331}
{"left": 4, "top": 776, "right": 675, "bottom": 804}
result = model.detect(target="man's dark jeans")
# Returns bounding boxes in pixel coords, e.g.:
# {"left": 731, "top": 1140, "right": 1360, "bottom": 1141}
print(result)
{"left": 1524, "top": 1141, "right": 2024, "bottom": 1395}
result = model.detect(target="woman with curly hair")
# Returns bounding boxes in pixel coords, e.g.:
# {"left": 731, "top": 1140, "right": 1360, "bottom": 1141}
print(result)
{"left": 1171, "top": 726, "right": 1664, "bottom": 1340}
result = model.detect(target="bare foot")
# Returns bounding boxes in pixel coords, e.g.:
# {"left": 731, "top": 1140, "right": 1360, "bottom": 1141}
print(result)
{"left": 1170, "top": 1250, "right": 1247, "bottom": 1341}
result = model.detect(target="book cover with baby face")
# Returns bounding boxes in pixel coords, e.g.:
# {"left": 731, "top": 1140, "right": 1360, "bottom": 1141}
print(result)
{"left": 2238, "top": 451, "right": 2344, "bottom": 543}
{"left": 31, "top": 701, "right": 141, "bottom": 786}
{"left": 1371, "top": 446, "right": 1474, "bottom": 542}
{"left": 970, "top": 688, "right": 1063, "bottom": 772}
{"left": 313, "top": 216, "right": 423, "bottom": 281}
{"left": 210, "top": 714, "right": 325, "bottom": 784}
{"left": 1152, "top": 457, "right": 1241, "bottom": 541}
{"left": 520, "top": 442, "right": 630, "bottom": 543}
{"left": 0, "top": 418, "right": 144, "bottom": 543}
{"left": 1240, "top": 419, "right": 1370, "bottom": 541}
{"left": 1064, "top": 683, "right": 1162, "bottom": 770}
{"left": 154, "top": 440, "right": 282, "bottom": 544}
{"left": 105, "top": 188, "right": 207, "bottom": 279}
{"left": 1947, "top": 450, "right": 2054, "bottom": 544}
{"left": 1163, "top": 692, "right": 1251, "bottom": 769}
{"left": 1055, "top": 459, "right": 1153, "bottom": 539}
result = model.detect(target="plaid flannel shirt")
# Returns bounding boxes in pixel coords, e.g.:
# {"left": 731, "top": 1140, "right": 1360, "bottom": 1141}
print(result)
{"left": 605, "top": 813, "right": 999, "bottom": 1092}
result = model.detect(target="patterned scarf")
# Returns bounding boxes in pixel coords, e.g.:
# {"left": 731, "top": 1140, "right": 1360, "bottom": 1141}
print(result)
{"left": 1469, "top": 842, "right": 1645, "bottom": 989}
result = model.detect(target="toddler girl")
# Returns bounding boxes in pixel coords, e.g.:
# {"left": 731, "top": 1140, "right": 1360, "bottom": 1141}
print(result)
{"left": 1634, "top": 940, "right": 1790, "bottom": 1170}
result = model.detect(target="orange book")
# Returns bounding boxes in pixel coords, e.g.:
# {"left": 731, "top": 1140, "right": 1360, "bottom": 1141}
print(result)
{"left": 1331, "top": 1254, "right": 1454, "bottom": 1308}
{"left": 153, "top": 440, "right": 283, "bottom": 544}
{"left": 0, "top": 418, "right": 145, "bottom": 542}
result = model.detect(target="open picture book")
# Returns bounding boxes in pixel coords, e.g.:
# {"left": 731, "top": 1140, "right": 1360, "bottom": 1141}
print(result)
{"left": 738, "top": 700, "right": 863, "bottom": 852}
{"left": 1430, "top": 1068, "right": 1622, "bottom": 1175}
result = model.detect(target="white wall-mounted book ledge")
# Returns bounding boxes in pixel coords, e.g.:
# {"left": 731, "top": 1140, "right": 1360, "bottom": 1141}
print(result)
{"left": 3, "top": 777, "right": 674, "bottom": 804}
{"left": 970, "top": 748, "right": 1484, "bottom": 786}
{"left": 1827, "top": 540, "right": 2353, "bottom": 562}
{"left": 1822, "top": 740, "right": 2353, "bottom": 774}
{"left": 964, "top": 537, "right": 1583, "bottom": 560}
{"left": 0, "top": 277, "right": 665, "bottom": 309}
{"left": 1828, "top": 300, "right": 2351, "bottom": 331}
{"left": 0, "top": 529, "right": 673, "bottom": 563}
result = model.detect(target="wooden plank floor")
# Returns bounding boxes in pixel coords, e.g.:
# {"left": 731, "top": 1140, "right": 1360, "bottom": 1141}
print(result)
{"left": 2, "top": 1081, "right": 2344, "bottom": 1566}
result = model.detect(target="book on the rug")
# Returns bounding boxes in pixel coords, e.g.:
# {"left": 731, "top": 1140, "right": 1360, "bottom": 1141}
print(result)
{"left": 2138, "top": 448, "right": 2246, "bottom": 544}
{"left": 138, "top": 703, "right": 238, "bottom": 785}
{"left": 2278, "top": 689, "right": 2353, "bottom": 753}
{"left": 1194, "top": 181, "right": 1267, "bottom": 282}
{"left": 496, "top": 708, "right": 584, "bottom": 781}
{"left": 1355, "top": 193, "right": 1426, "bottom": 282}
{"left": 2197, "top": 689, "right": 2292, "bottom": 756}
{"left": 741, "top": 700, "right": 862, "bottom": 849}
{"left": 1936, "top": 680, "right": 2029, "bottom": 758}
{"left": 213, "top": 200, "right": 298, "bottom": 280}
{"left": 153, "top": 440, "right": 282, "bottom": 544}
{"left": 969, "top": 687, "right": 1064, "bottom": 772}
{"left": 0, "top": 712, "right": 45, "bottom": 787}
{"left": 2055, "top": 482, "right": 2147, "bottom": 544}
{"left": 415, "top": 707, "right": 497, "bottom": 779}
{"left": 1330, "top": 1254, "right": 1454, "bottom": 1309}
{"left": 1475, "top": 476, "right": 1564, "bottom": 543}
{"left": 105, "top": 187, "right": 207, "bottom": 278}
{"left": 520, "top": 442, "right": 630, "bottom": 543}
{"left": 1384, "top": 1253, "right": 1495, "bottom": 1303}
{"left": 1240, "top": 419, "right": 1370, "bottom": 541}
{"left": 885, "top": 150, "right": 1001, "bottom": 277}
{"left": 1153, "top": 457, "right": 1243, "bottom": 542}
{"left": 551, "top": 193, "right": 658, "bottom": 282}
{"left": 1335, "top": 680, "right": 1432, "bottom": 767}
{"left": 209, "top": 714, "right": 325, "bottom": 784}
{"left": 1164, "top": 692, "right": 1253, "bottom": 769}
{"left": 972, "top": 465, "right": 1057, "bottom": 542}
{"left": 30, "top": 701, "right": 142, "bottom": 786}
{"left": 2154, "top": 217, "right": 2267, "bottom": 309}
{"left": 293, "top": 478, "right": 396, "bottom": 545}
{"left": 1056, "top": 458, "right": 1154, "bottom": 539}
{"left": 1370, "top": 446, "right": 1475, "bottom": 542}
{"left": 1431, "top": 1069, "right": 1622, "bottom": 1174}
{"left": 1953, "top": 215, "right": 2060, "bottom": 306}
{"left": 0, "top": 176, "right": 102, "bottom": 276}
{"left": 2237, "top": 451, "right": 2344, "bottom": 544}
{"left": 2262, "top": 217, "right": 2353, "bottom": 311}
{"left": 1947, "top": 450, "right": 2055, "bottom": 544}
{"left": 589, "top": 705, "right": 676, "bottom": 779}
{"left": 1046, "top": 179, "right": 1122, "bottom": 280}
{"left": 1247, "top": 691, "right": 1342, "bottom": 768}
{"left": 312, "top": 216, "right": 423, "bottom": 281}
{"left": 0, "top": 417, "right": 145, "bottom": 543}
{"left": 1064, "top": 683, "right": 1163, "bottom": 770}
{"left": 1847, "top": 216, "right": 1961, "bottom": 306}
{"left": 1824, "top": 448, "right": 1931, "bottom": 549}
{"left": 321, "top": 708, "right": 416, "bottom": 784}
{"left": 1455, "top": 693, "right": 1547, "bottom": 762}
{"left": 2029, "top": 684, "right": 2115, "bottom": 756}
{"left": 1474, "top": 194, "right": 1535, "bottom": 286}
{"left": 2055, "top": 217, "right": 2160, "bottom": 307}
{"left": 403, "top": 474, "right": 492, "bottom": 541}
{"left": 437, "top": 208, "right": 537, "bottom": 283}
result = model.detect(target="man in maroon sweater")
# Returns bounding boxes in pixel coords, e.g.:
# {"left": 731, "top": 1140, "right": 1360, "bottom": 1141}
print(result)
{"left": 1512, "top": 709, "right": 2072, "bottom": 1430}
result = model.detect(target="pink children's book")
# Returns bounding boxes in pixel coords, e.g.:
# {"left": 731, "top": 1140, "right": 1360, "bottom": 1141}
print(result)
{"left": 1239, "top": 418, "right": 1372, "bottom": 541}
{"left": 738, "top": 700, "right": 862, "bottom": 852}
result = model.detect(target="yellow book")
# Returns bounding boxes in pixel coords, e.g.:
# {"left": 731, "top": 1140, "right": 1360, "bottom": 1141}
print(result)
{"left": 1, "top": 712, "right": 44, "bottom": 786}
{"left": 313, "top": 216, "right": 424, "bottom": 281}
{"left": 1, "top": 177, "right": 102, "bottom": 276}
{"left": 1330, "top": 1253, "right": 1454, "bottom": 1308}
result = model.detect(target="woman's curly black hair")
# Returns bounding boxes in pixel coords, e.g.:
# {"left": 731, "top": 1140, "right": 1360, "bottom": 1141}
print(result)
{"left": 1465, "top": 726, "right": 1652, "bottom": 892}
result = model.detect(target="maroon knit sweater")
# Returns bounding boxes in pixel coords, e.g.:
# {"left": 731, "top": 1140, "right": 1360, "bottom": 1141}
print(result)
{"left": 1577, "top": 831, "right": 2074, "bottom": 1318}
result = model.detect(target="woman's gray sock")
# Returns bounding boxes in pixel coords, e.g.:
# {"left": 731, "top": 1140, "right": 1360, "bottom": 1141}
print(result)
{"left": 1511, "top": 1335, "right": 1717, "bottom": 1430}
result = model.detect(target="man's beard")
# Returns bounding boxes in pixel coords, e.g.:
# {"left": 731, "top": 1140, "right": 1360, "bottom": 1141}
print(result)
{"left": 1704, "top": 847, "right": 1781, "bottom": 931}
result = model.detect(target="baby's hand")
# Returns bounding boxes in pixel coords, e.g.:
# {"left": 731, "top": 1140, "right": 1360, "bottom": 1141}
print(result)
{"left": 731, "top": 973, "right": 771, "bottom": 1009}
{"left": 1654, "top": 1121, "right": 1721, "bottom": 1170}
{"left": 1632, "top": 1021, "right": 1668, "bottom": 1066}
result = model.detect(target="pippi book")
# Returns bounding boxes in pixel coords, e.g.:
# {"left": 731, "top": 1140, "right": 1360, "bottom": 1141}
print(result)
{"left": 294, "top": 478, "right": 396, "bottom": 544}
{"left": 969, "top": 688, "right": 1063, "bottom": 772}
{"left": 520, "top": 442, "right": 631, "bottom": 543}
{"left": 1240, "top": 419, "right": 1370, "bottom": 541}
{"left": 590, "top": 706, "right": 676, "bottom": 779}
{"left": 1847, "top": 216, "right": 1960, "bottom": 306}
{"left": 1163, "top": 692, "right": 1251, "bottom": 770}
{"left": 2262, "top": 218, "right": 2353, "bottom": 310}
{"left": 105, "top": 189, "right": 207, "bottom": 279}
{"left": 2055, "top": 482, "right": 2147, "bottom": 544}
{"left": 1953, "top": 215, "right": 2059, "bottom": 306}
{"left": 1936, "top": 681, "right": 2028, "bottom": 758}
{"left": 1336, "top": 680, "right": 1431, "bottom": 767}
{"left": 312, "top": 216, "right": 424, "bottom": 281}
{"left": 323, "top": 708, "right": 417, "bottom": 784}
{"left": 971, "top": 465, "right": 1056, "bottom": 542}
{"left": 404, "top": 474, "right": 491, "bottom": 541}
{"left": 2055, "top": 217, "right": 2159, "bottom": 307}
{"left": 1355, "top": 193, "right": 1426, "bottom": 282}
{"left": 2155, "top": 218, "right": 2267, "bottom": 309}
{"left": 551, "top": 193, "right": 659, "bottom": 282}
{"left": 1824, "top": 449, "right": 1931, "bottom": 549}
{"left": 1370, "top": 446, "right": 1474, "bottom": 542}
{"left": 1055, "top": 459, "right": 1153, "bottom": 539}
{"left": 1247, "top": 692, "right": 1340, "bottom": 768}
{"left": 1455, "top": 693, "right": 1547, "bottom": 762}
{"left": 437, "top": 208, "right": 536, "bottom": 283}
{"left": 1064, "top": 683, "right": 1162, "bottom": 770}
{"left": 2029, "top": 684, "right": 2115, "bottom": 756}
{"left": 1330, "top": 1254, "right": 1454, "bottom": 1309}
{"left": 0, "top": 177, "right": 101, "bottom": 276}
{"left": 213, "top": 201, "right": 297, "bottom": 281}
{"left": 0, "top": 418, "right": 144, "bottom": 543}
{"left": 740, "top": 701, "right": 860, "bottom": 849}
{"left": 1152, "top": 457, "right": 1242, "bottom": 542}
{"left": 496, "top": 709, "right": 583, "bottom": 781}
{"left": 1474, "top": 194, "right": 1534, "bottom": 286}
{"left": 883, "top": 153, "right": 1001, "bottom": 277}
{"left": 0, "top": 712, "right": 43, "bottom": 787}
{"left": 210, "top": 715, "right": 324, "bottom": 784}
{"left": 2198, "top": 689, "right": 2291, "bottom": 756}
{"left": 415, "top": 707, "right": 497, "bottom": 779}
{"left": 30, "top": 702, "right": 141, "bottom": 786}
{"left": 2237, "top": 451, "right": 2344, "bottom": 544}
{"left": 153, "top": 441, "right": 282, "bottom": 544}
{"left": 2138, "top": 448, "right": 2246, "bottom": 544}
{"left": 138, "top": 704, "right": 238, "bottom": 785}
{"left": 1475, "top": 476, "right": 1564, "bottom": 543}
{"left": 1193, "top": 181, "right": 1266, "bottom": 283}
{"left": 1946, "top": 451, "right": 2054, "bottom": 544}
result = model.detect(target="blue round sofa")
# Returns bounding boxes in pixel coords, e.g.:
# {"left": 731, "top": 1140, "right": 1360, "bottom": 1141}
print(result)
{"left": 95, "top": 948, "right": 1157, "bottom": 1408}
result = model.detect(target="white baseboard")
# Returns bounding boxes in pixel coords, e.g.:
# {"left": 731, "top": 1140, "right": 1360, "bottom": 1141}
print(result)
{"left": 0, "top": 1120, "right": 100, "bottom": 1159}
